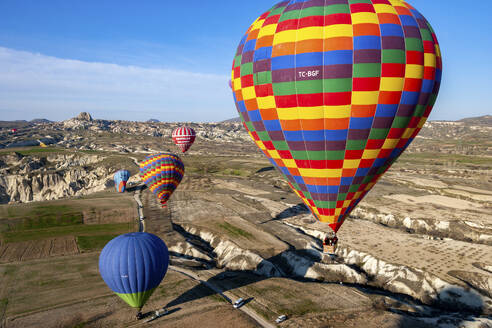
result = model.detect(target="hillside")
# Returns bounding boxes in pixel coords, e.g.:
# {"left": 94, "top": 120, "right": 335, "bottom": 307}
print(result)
{"left": 458, "top": 115, "right": 492, "bottom": 126}
{"left": 0, "top": 113, "right": 491, "bottom": 328}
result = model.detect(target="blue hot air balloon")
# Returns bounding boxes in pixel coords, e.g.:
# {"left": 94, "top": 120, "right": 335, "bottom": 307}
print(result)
{"left": 99, "top": 232, "right": 169, "bottom": 310}
{"left": 114, "top": 170, "right": 131, "bottom": 193}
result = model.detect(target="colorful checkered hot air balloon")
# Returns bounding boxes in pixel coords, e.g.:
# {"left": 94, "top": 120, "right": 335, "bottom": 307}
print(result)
{"left": 139, "top": 153, "right": 184, "bottom": 207}
{"left": 231, "top": 0, "right": 442, "bottom": 233}
{"left": 172, "top": 126, "right": 196, "bottom": 153}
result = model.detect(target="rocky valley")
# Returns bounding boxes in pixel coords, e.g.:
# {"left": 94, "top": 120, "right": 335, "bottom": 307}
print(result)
{"left": 0, "top": 113, "right": 491, "bottom": 328}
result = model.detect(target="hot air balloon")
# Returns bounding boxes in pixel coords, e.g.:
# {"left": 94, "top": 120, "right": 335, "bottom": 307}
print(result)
{"left": 172, "top": 126, "right": 196, "bottom": 153}
{"left": 231, "top": 0, "right": 441, "bottom": 235}
{"left": 139, "top": 153, "right": 184, "bottom": 207}
{"left": 114, "top": 170, "right": 131, "bottom": 193}
{"left": 99, "top": 232, "right": 169, "bottom": 316}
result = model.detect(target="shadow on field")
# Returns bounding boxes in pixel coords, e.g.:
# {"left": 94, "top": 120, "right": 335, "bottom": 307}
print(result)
{"left": 255, "top": 166, "right": 274, "bottom": 174}
{"left": 165, "top": 252, "right": 487, "bottom": 328}
{"left": 165, "top": 250, "right": 317, "bottom": 309}
{"left": 126, "top": 184, "right": 146, "bottom": 193}
{"left": 394, "top": 286, "right": 485, "bottom": 328}
{"left": 261, "top": 203, "right": 310, "bottom": 224}
{"left": 164, "top": 270, "right": 265, "bottom": 308}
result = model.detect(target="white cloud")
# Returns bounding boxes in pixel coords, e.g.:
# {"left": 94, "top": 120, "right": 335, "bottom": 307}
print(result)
{"left": 0, "top": 47, "right": 236, "bottom": 122}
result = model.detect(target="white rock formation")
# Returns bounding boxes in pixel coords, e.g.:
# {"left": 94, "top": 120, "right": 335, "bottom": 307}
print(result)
{"left": 0, "top": 153, "right": 113, "bottom": 203}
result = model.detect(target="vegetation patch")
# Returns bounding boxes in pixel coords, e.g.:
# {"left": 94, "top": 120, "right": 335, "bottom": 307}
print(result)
{"left": 76, "top": 234, "right": 119, "bottom": 252}
{"left": 0, "top": 298, "right": 8, "bottom": 317}
{"left": 5, "top": 204, "right": 82, "bottom": 220}
{"left": 398, "top": 152, "right": 491, "bottom": 166}
{"left": 207, "top": 293, "right": 227, "bottom": 303}
{"left": 248, "top": 303, "right": 273, "bottom": 321}
{"left": 158, "top": 277, "right": 190, "bottom": 298}
{"left": 1, "top": 223, "right": 131, "bottom": 243}
{"left": 8, "top": 147, "right": 65, "bottom": 155}
{"left": 222, "top": 168, "right": 249, "bottom": 177}
{"left": 278, "top": 299, "right": 327, "bottom": 316}
{"left": 16, "top": 205, "right": 83, "bottom": 230}
{"left": 216, "top": 222, "right": 254, "bottom": 240}
{"left": 182, "top": 155, "right": 261, "bottom": 178}
{"left": 1, "top": 265, "right": 17, "bottom": 277}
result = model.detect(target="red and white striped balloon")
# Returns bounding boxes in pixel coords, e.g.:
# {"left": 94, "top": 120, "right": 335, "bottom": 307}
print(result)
{"left": 172, "top": 126, "right": 196, "bottom": 153}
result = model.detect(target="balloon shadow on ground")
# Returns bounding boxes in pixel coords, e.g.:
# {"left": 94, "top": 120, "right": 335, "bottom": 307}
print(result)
{"left": 164, "top": 251, "right": 489, "bottom": 328}
{"left": 255, "top": 166, "right": 275, "bottom": 174}
{"left": 164, "top": 249, "right": 327, "bottom": 309}
{"left": 126, "top": 184, "right": 147, "bottom": 193}
{"left": 242, "top": 297, "right": 254, "bottom": 306}
{"left": 260, "top": 203, "right": 310, "bottom": 224}
{"left": 164, "top": 270, "right": 265, "bottom": 309}
{"left": 394, "top": 286, "right": 486, "bottom": 328}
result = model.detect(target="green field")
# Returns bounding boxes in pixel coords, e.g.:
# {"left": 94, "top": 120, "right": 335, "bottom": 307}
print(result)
{"left": 183, "top": 155, "right": 270, "bottom": 179}
{"left": 2, "top": 222, "right": 131, "bottom": 244}
{"left": 8, "top": 205, "right": 83, "bottom": 230}
{"left": 216, "top": 222, "right": 254, "bottom": 240}
{"left": 398, "top": 152, "right": 491, "bottom": 166}
{"left": 76, "top": 234, "right": 121, "bottom": 252}
{"left": 0, "top": 147, "right": 66, "bottom": 155}
{"left": 0, "top": 196, "right": 136, "bottom": 251}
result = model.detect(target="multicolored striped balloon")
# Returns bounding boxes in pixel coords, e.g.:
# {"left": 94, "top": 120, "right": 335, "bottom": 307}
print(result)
{"left": 139, "top": 153, "right": 184, "bottom": 206}
{"left": 114, "top": 170, "right": 130, "bottom": 193}
{"left": 231, "top": 0, "right": 442, "bottom": 232}
{"left": 172, "top": 126, "right": 196, "bottom": 153}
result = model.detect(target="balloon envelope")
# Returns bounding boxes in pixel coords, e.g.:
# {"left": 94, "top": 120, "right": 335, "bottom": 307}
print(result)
{"left": 99, "top": 232, "right": 169, "bottom": 309}
{"left": 172, "top": 126, "right": 196, "bottom": 153}
{"left": 114, "top": 170, "right": 131, "bottom": 193}
{"left": 231, "top": 0, "right": 442, "bottom": 232}
{"left": 140, "top": 153, "right": 184, "bottom": 206}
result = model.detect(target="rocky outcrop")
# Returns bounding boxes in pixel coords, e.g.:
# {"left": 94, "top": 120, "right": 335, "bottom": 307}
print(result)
{"left": 171, "top": 220, "right": 492, "bottom": 314}
{"left": 174, "top": 223, "right": 367, "bottom": 283}
{"left": 180, "top": 223, "right": 282, "bottom": 277}
{"left": 62, "top": 112, "right": 112, "bottom": 131}
{"left": 168, "top": 241, "right": 214, "bottom": 264}
{"left": 351, "top": 207, "right": 492, "bottom": 245}
{"left": 285, "top": 221, "right": 492, "bottom": 314}
{"left": 0, "top": 168, "right": 111, "bottom": 204}
{"left": 339, "top": 247, "right": 490, "bottom": 313}
{"left": 76, "top": 112, "right": 92, "bottom": 121}
{"left": 448, "top": 270, "right": 492, "bottom": 299}
{"left": 0, "top": 153, "right": 113, "bottom": 204}
{"left": 277, "top": 250, "right": 367, "bottom": 284}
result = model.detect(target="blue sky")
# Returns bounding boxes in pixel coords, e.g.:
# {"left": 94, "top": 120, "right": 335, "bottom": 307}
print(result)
{"left": 0, "top": 0, "right": 490, "bottom": 122}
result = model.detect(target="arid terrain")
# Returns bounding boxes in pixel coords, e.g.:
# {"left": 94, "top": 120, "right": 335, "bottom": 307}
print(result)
{"left": 0, "top": 113, "right": 491, "bottom": 328}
